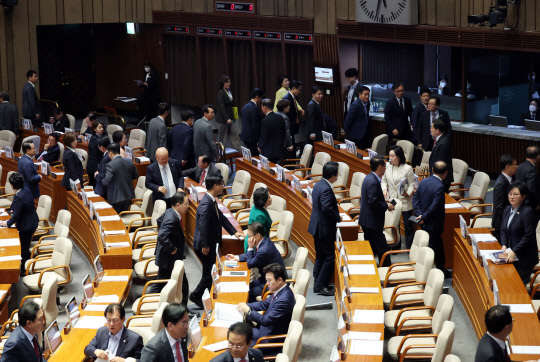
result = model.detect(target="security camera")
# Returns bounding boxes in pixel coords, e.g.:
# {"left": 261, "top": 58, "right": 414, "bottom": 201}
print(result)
{"left": 0, "top": 0, "right": 18, "bottom": 8}
{"left": 468, "top": 6, "right": 507, "bottom": 27}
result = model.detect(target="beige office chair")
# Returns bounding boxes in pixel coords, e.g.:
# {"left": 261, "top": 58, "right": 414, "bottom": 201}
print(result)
{"left": 131, "top": 200, "right": 167, "bottom": 263}
{"left": 396, "top": 140, "right": 415, "bottom": 164}
{"left": 128, "top": 129, "right": 146, "bottom": 152}
{"left": 291, "top": 294, "right": 306, "bottom": 324}
{"left": 369, "top": 134, "right": 388, "bottom": 156}
{"left": 33, "top": 195, "right": 53, "bottom": 239}
{"left": 254, "top": 320, "right": 303, "bottom": 362}
{"left": 358, "top": 199, "right": 402, "bottom": 249}
{"left": 456, "top": 171, "right": 490, "bottom": 215}
{"left": 49, "top": 142, "right": 65, "bottom": 168}
{"left": 282, "top": 144, "right": 313, "bottom": 178}
{"left": 222, "top": 170, "right": 251, "bottom": 211}
{"left": 129, "top": 176, "right": 148, "bottom": 212}
{"left": 107, "top": 124, "right": 123, "bottom": 141}
{"left": 333, "top": 162, "right": 350, "bottom": 200}
{"left": 215, "top": 162, "right": 230, "bottom": 185}
{"left": 275, "top": 354, "right": 289, "bottom": 362}
{"left": 378, "top": 230, "right": 430, "bottom": 286}
{"left": 415, "top": 151, "right": 431, "bottom": 179}
{"left": 444, "top": 355, "right": 461, "bottom": 362}
{"left": 292, "top": 269, "right": 310, "bottom": 299}
{"left": 387, "top": 320, "right": 455, "bottom": 362}
{"left": 0, "top": 171, "right": 15, "bottom": 208}
{"left": 23, "top": 237, "right": 73, "bottom": 292}
{"left": 19, "top": 135, "right": 41, "bottom": 154}
{"left": 133, "top": 279, "right": 176, "bottom": 315}
{"left": 132, "top": 263, "right": 182, "bottom": 314}
{"left": 269, "top": 210, "right": 294, "bottom": 258}
{"left": 267, "top": 195, "right": 287, "bottom": 222}
{"left": 297, "top": 152, "right": 331, "bottom": 182}
{"left": 127, "top": 302, "right": 167, "bottom": 344}
{"left": 80, "top": 120, "right": 89, "bottom": 135}
{"left": 0, "top": 130, "right": 16, "bottom": 149}
{"left": 338, "top": 172, "right": 366, "bottom": 217}
{"left": 258, "top": 249, "right": 308, "bottom": 302}
{"left": 30, "top": 209, "right": 71, "bottom": 254}
{"left": 120, "top": 189, "right": 153, "bottom": 229}
{"left": 65, "top": 114, "right": 76, "bottom": 129}
{"left": 75, "top": 149, "right": 88, "bottom": 183}
{"left": 234, "top": 182, "right": 267, "bottom": 226}
{"left": 449, "top": 159, "right": 468, "bottom": 199}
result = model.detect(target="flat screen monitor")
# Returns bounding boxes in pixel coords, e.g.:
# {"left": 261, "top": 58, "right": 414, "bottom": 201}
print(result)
{"left": 45, "top": 320, "right": 62, "bottom": 354}
{"left": 65, "top": 296, "right": 80, "bottom": 327}
{"left": 525, "top": 119, "right": 540, "bottom": 131}
{"left": 82, "top": 274, "right": 94, "bottom": 302}
{"left": 315, "top": 66, "right": 334, "bottom": 84}
{"left": 489, "top": 115, "right": 508, "bottom": 128}
{"left": 93, "top": 256, "right": 104, "bottom": 282}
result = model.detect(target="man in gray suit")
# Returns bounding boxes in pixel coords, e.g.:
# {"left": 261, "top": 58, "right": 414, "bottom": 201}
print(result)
{"left": 22, "top": 70, "right": 41, "bottom": 127}
{"left": 182, "top": 155, "right": 221, "bottom": 187}
{"left": 0, "top": 91, "right": 20, "bottom": 135}
{"left": 140, "top": 303, "right": 189, "bottom": 362}
{"left": 102, "top": 143, "right": 139, "bottom": 213}
{"left": 146, "top": 102, "right": 169, "bottom": 162}
{"left": 210, "top": 322, "right": 264, "bottom": 362}
{"left": 193, "top": 104, "right": 218, "bottom": 162}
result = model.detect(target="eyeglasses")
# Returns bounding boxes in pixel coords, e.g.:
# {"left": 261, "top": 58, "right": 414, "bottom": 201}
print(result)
{"left": 178, "top": 320, "right": 189, "bottom": 327}
{"left": 228, "top": 341, "right": 246, "bottom": 349}
{"left": 106, "top": 318, "right": 121, "bottom": 324}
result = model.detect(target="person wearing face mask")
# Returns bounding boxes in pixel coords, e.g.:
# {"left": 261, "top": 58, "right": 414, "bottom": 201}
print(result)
{"left": 455, "top": 80, "right": 477, "bottom": 100}
{"left": 437, "top": 75, "right": 450, "bottom": 96}
{"left": 520, "top": 99, "right": 539, "bottom": 125}
{"left": 529, "top": 71, "right": 540, "bottom": 95}
{"left": 138, "top": 61, "right": 159, "bottom": 121}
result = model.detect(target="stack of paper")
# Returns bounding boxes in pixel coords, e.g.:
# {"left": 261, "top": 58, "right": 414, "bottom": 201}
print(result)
{"left": 349, "top": 340, "right": 383, "bottom": 355}
{"left": 339, "top": 213, "right": 351, "bottom": 221}
{"left": 0, "top": 238, "right": 20, "bottom": 247}
{"left": 222, "top": 271, "right": 248, "bottom": 277}
{"left": 445, "top": 203, "right": 464, "bottom": 209}
{"left": 337, "top": 221, "right": 358, "bottom": 227}
{"left": 350, "top": 287, "right": 379, "bottom": 294}
{"left": 471, "top": 233, "right": 498, "bottom": 242}
{"left": 353, "top": 309, "right": 384, "bottom": 324}
{"left": 511, "top": 346, "right": 540, "bottom": 354}
{"left": 92, "top": 295, "right": 120, "bottom": 304}
{"left": 135, "top": 156, "right": 150, "bottom": 162}
{"left": 74, "top": 316, "right": 107, "bottom": 329}
{"left": 85, "top": 191, "right": 98, "bottom": 197}
{"left": 103, "top": 230, "right": 125, "bottom": 235}
{"left": 105, "top": 242, "right": 131, "bottom": 248}
{"left": 0, "top": 255, "right": 22, "bottom": 262}
{"left": 99, "top": 215, "right": 120, "bottom": 222}
{"left": 347, "top": 331, "right": 381, "bottom": 341}
{"left": 93, "top": 202, "right": 111, "bottom": 209}
{"left": 502, "top": 304, "right": 535, "bottom": 314}
{"left": 347, "top": 264, "right": 376, "bottom": 275}
{"left": 203, "top": 340, "right": 228, "bottom": 352}
{"left": 220, "top": 282, "right": 249, "bottom": 293}
{"left": 347, "top": 255, "right": 374, "bottom": 261}
{"left": 210, "top": 303, "right": 244, "bottom": 328}
{"left": 84, "top": 304, "right": 109, "bottom": 312}
{"left": 101, "top": 276, "right": 130, "bottom": 282}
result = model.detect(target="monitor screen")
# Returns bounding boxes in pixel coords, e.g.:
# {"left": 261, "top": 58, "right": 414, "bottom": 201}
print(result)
{"left": 93, "top": 256, "right": 104, "bottom": 282}
{"left": 126, "top": 23, "right": 135, "bottom": 35}
{"left": 315, "top": 66, "right": 334, "bottom": 84}
{"left": 65, "top": 296, "right": 80, "bottom": 326}
{"left": 45, "top": 320, "right": 62, "bottom": 353}
{"left": 82, "top": 274, "right": 94, "bottom": 301}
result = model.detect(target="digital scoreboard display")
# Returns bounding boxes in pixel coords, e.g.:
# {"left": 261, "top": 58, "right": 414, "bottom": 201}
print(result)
{"left": 165, "top": 25, "right": 189, "bottom": 33}
{"left": 198, "top": 27, "right": 223, "bottom": 36}
{"left": 284, "top": 33, "right": 313, "bottom": 42}
{"left": 225, "top": 29, "right": 251, "bottom": 38}
{"left": 254, "top": 31, "right": 281, "bottom": 40}
{"left": 216, "top": 2, "right": 255, "bottom": 13}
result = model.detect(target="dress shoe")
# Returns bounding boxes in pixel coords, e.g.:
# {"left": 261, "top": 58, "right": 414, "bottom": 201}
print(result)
{"left": 189, "top": 293, "right": 204, "bottom": 309}
{"left": 187, "top": 308, "right": 200, "bottom": 319}
{"left": 315, "top": 287, "right": 335, "bottom": 296}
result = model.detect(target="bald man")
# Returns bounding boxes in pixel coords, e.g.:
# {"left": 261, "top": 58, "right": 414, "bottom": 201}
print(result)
{"left": 145, "top": 147, "right": 185, "bottom": 208}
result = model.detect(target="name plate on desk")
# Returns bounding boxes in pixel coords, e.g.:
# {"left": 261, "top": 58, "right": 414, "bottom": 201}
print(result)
{"left": 259, "top": 155, "right": 269, "bottom": 171}
{"left": 22, "top": 119, "right": 32, "bottom": 130}
{"left": 4, "top": 147, "right": 12, "bottom": 159}
{"left": 322, "top": 131, "right": 334, "bottom": 146}
{"left": 345, "top": 139, "right": 358, "bottom": 156}
{"left": 44, "top": 123, "right": 53, "bottom": 135}
{"left": 241, "top": 146, "right": 252, "bottom": 162}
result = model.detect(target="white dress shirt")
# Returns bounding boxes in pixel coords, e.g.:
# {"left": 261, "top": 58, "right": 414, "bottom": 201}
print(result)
{"left": 159, "top": 162, "right": 176, "bottom": 199}
{"left": 165, "top": 329, "right": 185, "bottom": 362}
{"left": 106, "top": 326, "right": 124, "bottom": 357}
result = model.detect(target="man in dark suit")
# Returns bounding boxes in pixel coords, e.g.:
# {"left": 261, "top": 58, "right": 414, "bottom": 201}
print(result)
{"left": 410, "top": 88, "right": 430, "bottom": 145}
{"left": 49, "top": 108, "right": 70, "bottom": 132}
{"left": 343, "top": 68, "right": 363, "bottom": 119}
{"left": 84, "top": 303, "right": 143, "bottom": 361}
{"left": 519, "top": 99, "right": 539, "bottom": 126}
{"left": 344, "top": 86, "right": 371, "bottom": 150}
{"left": 140, "top": 303, "right": 189, "bottom": 362}
{"left": 308, "top": 161, "right": 341, "bottom": 296}
{"left": 237, "top": 263, "right": 295, "bottom": 348}
{"left": 102, "top": 143, "right": 139, "bottom": 214}
{"left": 0, "top": 300, "right": 45, "bottom": 362}
{"left": 189, "top": 174, "right": 244, "bottom": 308}
{"left": 359, "top": 157, "right": 395, "bottom": 267}
{"left": 475, "top": 306, "right": 515, "bottom": 362}
{"left": 384, "top": 82, "right": 412, "bottom": 142}
{"left": 169, "top": 110, "right": 195, "bottom": 170}
{"left": 240, "top": 88, "right": 264, "bottom": 156}
{"left": 0, "top": 91, "right": 20, "bottom": 135}
{"left": 193, "top": 105, "right": 218, "bottom": 162}
{"left": 182, "top": 155, "right": 221, "bottom": 187}
{"left": 36, "top": 133, "right": 60, "bottom": 164}
{"left": 281, "top": 80, "right": 304, "bottom": 137}
{"left": 413, "top": 161, "right": 449, "bottom": 277}
{"left": 305, "top": 86, "right": 325, "bottom": 145}
{"left": 146, "top": 102, "right": 169, "bottom": 162}
{"left": 149, "top": 192, "right": 190, "bottom": 306}
{"left": 258, "top": 98, "right": 286, "bottom": 164}
{"left": 492, "top": 154, "right": 518, "bottom": 241}
{"left": 417, "top": 96, "right": 451, "bottom": 151}
{"left": 515, "top": 145, "right": 540, "bottom": 215}
{"left": 226, "top": 222, "right": 285, "bottom": 301}
{"left": 145, "top": 147, "right": 185, "bottom": 208}
{"left": 210, "top": 322, "right": 264, "bottom": 362}
{"left": 22, "top": 70, "right": 41, "bottom": 127}
{"left": 94, "top": 136, "right": 111, "bottom": 198}
{"left": 428, "top": 119, "right": 454, "bottom": 193}
{"left": 18, "top": 141, "right": 42, "bottom": 199}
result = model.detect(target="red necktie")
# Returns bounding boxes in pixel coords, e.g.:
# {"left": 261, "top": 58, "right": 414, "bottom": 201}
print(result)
{"left": 240, "top": 360, "right": 247, "bottom": 362}
{"left": 433, "top": 140, "right": 437, "bottom": 148}
{"left": 199, "top": 169, "right": 206, "bottom": 185}
{"left": 175, "top": 340, "right": 183, "bottom": 362}
{"left": 33, "top": 336, "right": 40, "bottom": 359}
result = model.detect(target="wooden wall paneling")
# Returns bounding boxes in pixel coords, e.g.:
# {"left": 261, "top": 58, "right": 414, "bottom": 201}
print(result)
{"left": 56, "top": 0, "right": 65, "bottom": 24}
{"left": 162, "top": 0, "right": 175, "bottom": 11}
{"left": 0, "top": 8, "right": 8, "bottom": 91}
{"left": 183, "top": 0, "right": 192, "bottom": 12}
{"left": 82, "top": 0, "right": 94, "bottom": 23}
{"left": 191, "top": 0, "right": 205, "bottom": 13}
{"left": 295, "top": 0, "right": 303, "bottom": 18}
{"left": 93, "top": 0, "right": 103, "bottom": 23}
{"left": 418, "top": 0, "right": 427, "bottom": 24}
{"left": 174, "top": 0, "right": 182, "bottom": 10}
{"left": 525, "top": 0, "right": 536, "bottom": 32}
{"left": 152, "top": 0, "right": 163, "bottom": 10}
{"left": 12, "top": 0, "right": 31, "bottom": 112}
{"left": 426, "top": 0, "right": 436, "bottom": 25}
{"left": 207, "top": 0, "right": 213, "bottom": 13}
{"left": 144, "top": 0, "right": 153, "bottom": 22}
{"left": 303, "top": 0, "right": 314, "bottom": 19}
{"left": 517, "top": 0, "right": 526, "bottom": 32}
{"left": 259, "top": 0, "right": 275, "bottom": 16}
{"left": 287, "top": 0, "right": 296, "bottom": 18}
{"left": 460, "top": 0, "right": 470, "bottom": 27}
{"left": 64, "top": 0, "right": 83, "bottom": 24}
{"left": 348, "top": 0, "right": 355, "bottom": 21}
{"left": 120, "top": 0, "right": 127, "bottom": 22}
{"left": 327, "top": 0, "right": 336, "bottom": 35}
{"left": 437, "top": 0, "right": 454, "bottom": 27}
{"left": 40, "top": 0, "right": 57, "bottom": 25}
{"left": 103, "top": 0, "right": 120, "bottom": 23}
{"left": 136, "top": 0, "right": 145, "bottom": 23}
{"left": 454, "top": 0, "right": 460, "bottom": 27}
{"left": 277, "top": 0, "right": 285, "bottom": 16}
{"left": 28, "top": 0, "right": 40, "bottom": 69}
{"left": 314, "top": 0, "right": 327, "bottom": 33}
{"left": 473, "top": 0, "right": 483, "bottom": 23}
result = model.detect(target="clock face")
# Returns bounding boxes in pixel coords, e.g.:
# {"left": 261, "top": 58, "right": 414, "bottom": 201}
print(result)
{"left": 356, "top": 0, "right": 418, "bottom": 25}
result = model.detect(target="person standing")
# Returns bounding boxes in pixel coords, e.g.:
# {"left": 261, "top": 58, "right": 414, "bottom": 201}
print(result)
{"left": 359, "top": 157, "right": 395, "bottom": 267}
{"left": 215, "top": 75, "right": 243, "bottom": 152}
{"left": 86, "top": 121, "right": 106, "bottom": 188}
{"left": 258, "top": 98, "right": 286, "bottom": 164}
{"left": 515, "top": 145, "right": 540, "bottom": 216}
{"left": 308, "top": 161, "right": 341, "bottom": 296}
{"left": 273, "top": 74, "right": 290, "bottom": 112}
{"left": 344, "top": 86, "right": 371, "bottom": 150}
{"left": 94, "top": 136, "right": 111, "bottom": 198}
{"left": 146, "top": 102, "right": 169, "bottom": 162}
{"left": 145, "top": 148, "right": 185, "bottom": 208}
{"left": 102, "top": 143, "right": 139, "bottom": 214}
{"left": 413, "top": 161, "right": 449, "bottom": 277}
{"left": 60, "top": 132, "right": 84, "bottom": 192}
{"left": 417, "top": 96, "right": 451, "bottom": 151}
{"left": 384, "top": 82, "right": 412, "bottom": 142}
{"left": 18, "top": 142, "right": 42, "bottom": 199}
{"left": 428, "top": 119, "right": 453, "bottom": 193}
{"left": 276, "top": 99, "right": 295, "bottom": 160}
{"left": 169, "top": 110, "right": 195, "bottom": 170}
{"left": 343, "top": 68, "right": 362, "bottom": 118}
{"left": 209, "top": 322, "right": 264, "bottom": 362}
{"left": 0, "top": 91, "right": 19, "bottom": 135}
{"left": 305, "top": 86, "right": 325, "bottom": 145}
{"left": 193, "top": 105, "right": 218, "bottom": 162}
{"left": 411, "top": 88, "right": 431, "bottom": 145}
{"left": 139, "top": 61, "right": 160, "bottom": 121}
{"left": 22, "top": 70, "right": 41, "bottom": 127}
{"left": 240, "top": 88, "right": 264, "bottom": 156}
{"left": 492, "top": 154, "right": 518, "bottom": 241}
{"left": 189, "top": 174, "right": 244, "bottom": 308}
{"left": 282, "top": 80, "right": 304, "bottom": 138}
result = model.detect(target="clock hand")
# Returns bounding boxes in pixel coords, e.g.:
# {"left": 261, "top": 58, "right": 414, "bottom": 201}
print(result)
{"left": 382, "top": 0, "right": 387, "bottom": 8}
{"left": 375, "top": 0, "right": 383, "bottom": 18}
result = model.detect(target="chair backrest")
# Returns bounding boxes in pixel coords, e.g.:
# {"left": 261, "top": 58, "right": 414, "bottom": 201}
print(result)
{"left": 134, "top": 176, "right": 147, "bottom": 200}
{"left": 469, "top": 172, "right": 490, "bottom": 204}
{"left": 215, "top": 163, "right": 230, "bottom": 185}
{"left": 0, "top": 164, "right": 2, "bottom": 187}
{"left": 107, "top": 125, "right": 123, "bottom": 141}
{"left": 291, "top": 247, "right": 308, "bottom": 282}
{"left": 275, "top": 354, "right": 289, "bottom": 362}
{"left": 384, "top": 198, "right": 402, "bottom": 231}
{"left": 267, "top": 195, "right": 287, "bottom": 222}
{"left": 141, "top": 190, "right": 154, "bottom": 220}
{"left": 151, "top": 302, "right": 168, "bottom": 334}
{"left": 41, "top": 275, "right": 59, "bottom": 329}
{"left": 232, "top": 170, "right": 251, "bottom": 199}
{"left": 250, "top": 183, "right": 268, "bottom": 208}
{"left": 80, "top": 120, "right": 89, "bottom": 135}
{"left": 51, "top": 237, "right": 73, "bottom": 283}
{"left": 422, "top": 269, "right": 445, "bottom": 317}
{"left": 444, "top": 355, "right": 461, "bottom": 362}
{"left": 414, "top": 247, "right": 435, "bottom": 282}
{"left": 452, "top": 159, "right": 468, "bottom": 185}
{"left": 299, "top": 144, "right": 313, "bottom": 168}
{"left": 410, "top": 230, "right": 430, "bottom": 261}
{"left": 371, "top": 134, "right": 388, "bottom": 156}
{"left": 152, "top": 200, "right": 167, "bottom": 226}
{"left": 0, "top": 130, "right": 16, "bottom": 149}
{"left": 170, "top": 260, "right": 186, "bottom": 304}
{"left": 310, "top": 152, "right": 331, "bottom": 181}
{"left": 276, "top": 211, "right": 294, "bottom": 241}
{"left": 128, "top": 129, "right": 146, "bottom": 149}
{"left": 431, "top": 294, "right": 454, "bottom": 334}
{"left": 292, "top": 294, "right": 306, "bottom": 324}
{"left": 335, "top": 162, "right": 350, "bottom": 188}
{"left": 66, "top": 114, "right": 76, "bottom": 129}
{"left": 159, "top": 279, "right": 177, "bottom": 306}
{"left": 349, "top": 172, "right": 366, "bottom": 206}
{"left": 292, "top": 269, "right": 310, "bottom": 298}
{"left": 432, "top": 321, "right": 455, "bottom": 362}
{"left": 536, "top": 220, "right": 540, "bottom": 251}
{"left": 282, "top": 321, "right": 303, "bottom": 362}
{"left": 57, "top": 142, "right": 65, "bottom": 163}
{"left": 20, "top": 135, "right": 41, "bottom": 154}
{"left": 54, "top": 210, "right": 71, "bottom": 238}
{"left": 396, "top": 140, "right": 414, "bottom": 163}
{"left": 4, "top": 171, "right": 14, "bottom": 200}
{"left": 36, "top": 195, "right": 52, "bottom": 221}
{"left": 421, "top": 151, "right": 431, "bottom": 167}
{"left": 75, "top": 148, "right": 88, "bottom": 170}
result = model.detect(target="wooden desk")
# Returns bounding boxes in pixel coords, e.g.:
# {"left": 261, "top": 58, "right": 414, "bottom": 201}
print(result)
{"left": 443, "top": 194, "right": 471, "bottom": 270}
{"left": 48, "top": 269, "right": 133, "bottom": 362}
{"left": 453, "top": 228, "right": 540, "bottom": 361}
{"left": 0, "top": 286, "right": 11, "bottom": 326}
{"left": 314, "top": 141, "right": 371, "bottom": 186}
{"left": 0, "top": 213, "right": 22, "bottom": 284}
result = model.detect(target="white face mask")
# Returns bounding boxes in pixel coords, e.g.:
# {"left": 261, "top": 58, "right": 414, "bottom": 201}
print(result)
{"left": 440, "top": 82, "right": 447, "bottom": 88}
{"left": 530, "top": 105, "right": 537, "bottom": 113}
{"left": 144, "top": 67, "right": 150, "bottom": 73}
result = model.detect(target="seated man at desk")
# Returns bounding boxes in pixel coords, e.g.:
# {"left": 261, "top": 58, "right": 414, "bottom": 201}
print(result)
{"left": 84, "top": 303, "right": 144, "bottom": 362}
{"left": 49, "top": 108, "right": 70, "bottom": 132}
{"left": 182, "top": 154, "right": 221, "bottom": 187}
{"left": 237, "top": 263, "right": 294, "bottom": 349}
{"left": 226, "top": 222, "right": 285, "bottom": 301}
{"left": 210, "top": 322, "right": 264, "bottom": 362}
{"left": 520, "top": 99, "right": 539, "bottom": 125}
{"left": 36, "top": 132, "right": 60, "bottom": 163}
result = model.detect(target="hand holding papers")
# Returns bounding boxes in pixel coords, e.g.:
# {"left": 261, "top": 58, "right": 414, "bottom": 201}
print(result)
{"left": 210, "top": 303, "right": 243, "bottom": 328}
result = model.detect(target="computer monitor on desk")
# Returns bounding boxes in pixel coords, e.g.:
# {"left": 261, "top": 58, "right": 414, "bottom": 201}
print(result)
{"left": 489, "top": 115, "right": 508, "bottom": 128}
{"left": 45, "top": 320, "right": 63, "bottom": 355}
{"left": 82, "top": 274, "right": 94, "bottom": 304}
{"left": 93, "top": 256, "right": 104, "bottom": 283}
{"left": 525, "top": 119, "right": 540, "bottom": 132}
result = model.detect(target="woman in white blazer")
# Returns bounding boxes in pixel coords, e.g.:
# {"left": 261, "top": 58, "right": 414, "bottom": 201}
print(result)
{"left": 381, "top": 145, "right": 416, "bottom": 248}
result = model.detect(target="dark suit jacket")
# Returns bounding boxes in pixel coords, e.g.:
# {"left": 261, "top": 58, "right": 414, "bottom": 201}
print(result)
{"left": 36, "top": 144, "right": 60, "bottom": 164}
{"left": 210, "top": 348, "right": 264, "bottom": 362}
{"left": 84, "top": 326, "right": 144, "bottom": 360}
{"left": 155, "top": 208, "right": 186, "bottom": 270}
{"left": 86, "top": 133, "right": 104, "bottom": 175}
{"left": 60, "top": 148, "right": 84, "bottom": 190}
{"left": 102, "top": 155, "right": 139, "bottom": 204}
{"left": 169, "top": 123, "right": 194, "bottom": 169}
{"left": 474, "top": 333, "right": 509, "bottom": 362}
{"left": 413, "top": 175, "right": 446, "bottom": 234}
{"left": 145, "top": 159, "right": 185, "bottom": 203}
{"left": 7, "top": 187, "right": 38, "bottom": 231}
{"left": 182, "top": 163, "right": 221, "bottom": 184}
{"left": 308, "top": 179, "right": 340, "bottom": 240}
{"left": 384, "top": 96, "right": 413, "bottom": 140}
{"left": 0, "top": 326, "right": 44, "bottom": 362}
{"left": 52, "top": 115, "right": 70, "bottom": 132}
{"left": 359, "top": 173, "right": 388, "bottom": 230}
{"left": 344, "top": 99, "right": 370, "bottom": 141}
{"left": 140, "top": 329, "right": 188, "bottom": 362}
{"left": 500, "top": 203, "right": 539, "bottom": 270}
{"left": 143, "top": 69, "right": 159, "bottom": 103}
{"left": 146, "top": 116, "right": 167, "bottom": 162}
{"left": 516, "top": 160, "right": 540, "bottom": 211}
{"left": 417, "top": 109, "right": 451, "bottom": 151}
{"left": 193, "top": 117, "right": 218, "bottom": 162}
{"left": 411, "top": 102, "right": 428, "bottom": 144}
{"left": 216, "top": 89, "right": 234, "bottom": 124}
{"left": 22, "top": 82, "right": 40, "bottom": 120}
{"left": 520, "top": 111, "right": 538, "bottom": 126}
{"left": 305, "top": 100, "right": 324, "bottom": 141}
{"left": 282, "top": 92, "right": 299, "bottom": 135}
{"left": 492, "top": 173, "right": 511, "bottom": 235}
{"left": 17, "top": 154, "right": 41, "bottom": 199}
{"left": 258, "top": 112, "right": 286, "bottom": 161}
{"left": 193, "top": 193, "right": 237, "bottom": 251}
{"left": 239, "top": 237, "right": 285, "bottom": 286}
{"left": 428, "top": 133, "right": 454, "bottom": 192}
{"left": 240, "top": 101, "right": 261, "bottom": 144}
{"left": 0, "top": 102, "right": 19, "bottom": 135}
{"left": 343, "top": 82, "right": 363, "bottom": 116}
{"left": 94, "top": 152, "right": 110, "bottom": 198}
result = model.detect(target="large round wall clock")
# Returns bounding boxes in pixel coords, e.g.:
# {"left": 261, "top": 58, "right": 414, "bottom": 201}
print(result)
{"left": 356, "top": 0, "right": 418, "bottom": 25}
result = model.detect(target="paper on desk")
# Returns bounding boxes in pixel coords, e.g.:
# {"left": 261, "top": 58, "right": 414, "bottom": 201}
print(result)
{"left": 220, "top": 282, "right": 249, "bottom": 293}
{"left": 348, "top": 255, "right": 374, "bottom": 261}
{"left": 92, "top": 295, "right": 120, "bottom": 304}
{"left": 105, "top": 242, "right": 131, "bottom": 248}
{"left": 222, "top": 271, "right": 248, "bottom": 277}
{"left": 479, "top": 250, "right": 499, "bottom": 259}
{"left": 349, "top": 340, "right": 384, "bottom": 355}
{"left": 347, "top": 331, "right": 382, "bottom": 341}
{"left": 300, "top": 181, "right": 310, "bottom": 185}
{"left": 84, "top": 304, "right": 108, "bottom": 312}
{"left": 353, "top": 309, "right": 385, "bottom": 324}
{"left": 101, "top": 275, "right": 130, "bottom": 282}
{"left": 471, "top": 233, "right": 498, "bottom": 242}
{"left": 84, "top": 191, "right": 97, "bottom": 197}
{"left": 222, "top": 235, "right": 242, "bottom": 240}
{"left": 0, "top": 255, "right": 21, "bottom": 262}
{"left": 74, "top": 316, "right": 106, "bottom": 329}
{"left": 135, "top": 156, "right": 150, "bottom": 162}
{"left": 340, "top": 213, "right": 351, "bottom": 221}
{"left": 0, "top": 238, "right": 19, "bottom": 247}
{"left": 337, "top": 221, "right": 358, "bottom": 227}
{"left": 203, "top": 340, "right": 229, "bottom": 352}
{"left": 445, "top": 203, "right": 465, "bottom": 209}
{"left": 502, "top": 304, "right": 536, "bottom": 314}
{"left": 52, "top": 172, "right": 65, "bottom": 176}
{"left": 347, "top": 264, "right": 376, "bottom": 275}
{"left": 99, "top": 215, "right": 120, "bottom": 221}
{"left": 363, "top": 157, "right": 370, "bottom": 160}
{"left": 210, "top": 319, "right": 238, "bottom": 328}
{"left": 350, "top": 287, "right": 379, "bottom": 294}
{"left": 195, "top": 186, "right": 206, "bottom": 193}
{"left": 93, "top": 202, "right": 112, "bottom": 209}
{"left": 339, "top": 144, "right": 347, "bottom": 149}
{"left": 0, "top": 212, "right": 8, "bottom": 217}
{"left": 511, "top": 345, "right": 540, "bottom": 354}
{"left": 0, "top": 290, "right": 7, "bottom": 300}
{"left": 104, "top": 230, "right": 126, "bottom": 235}
{"left": 214, "top": 302, "right": 243, "bottom": 322}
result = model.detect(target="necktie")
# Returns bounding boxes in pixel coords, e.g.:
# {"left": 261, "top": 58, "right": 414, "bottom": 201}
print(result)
{"left": 399, "top": 98, "right": 404, "bottom": 112}
{"left": 215, "top": 201, "right": 220, "bottom": 219}
{"left": 200, "top": 169, "right": 206, "bottom": 185}
{"left": 33, "top": 336, "right": 40, "bottom": 359}
{"left": 433, "top": 140, "right": 437, "bottom": 148}
{"left": 161, "top": 165, "right": 170, "bottom": 199}
{"left": 239, "top": 359, "right": 247, "bottom": 362}
{"left": 175, "top": 340, "right": 183, "bottom": 362}
{"left": 431, "top": 112, "right": 435, "bottom": 126}
{"left": 503, "top": 346, "right": 510, "bottom": 362}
